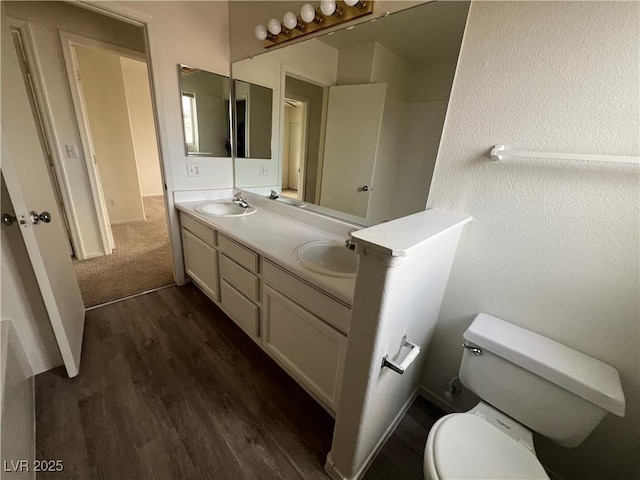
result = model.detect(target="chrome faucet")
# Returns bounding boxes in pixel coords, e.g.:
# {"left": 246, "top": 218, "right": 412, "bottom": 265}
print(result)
{"left": 232, "top": 193, "right": 250, "bottom": 209}
{"left": 268, "top": 190, "right": 279, "bottom": 200}
{"left": 345, "top": 228, "right": 358, "bottom": 250}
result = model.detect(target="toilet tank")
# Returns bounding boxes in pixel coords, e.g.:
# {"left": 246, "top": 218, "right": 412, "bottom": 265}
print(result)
{"left": 459, "top": 314, "right": 625, "bottom": 448}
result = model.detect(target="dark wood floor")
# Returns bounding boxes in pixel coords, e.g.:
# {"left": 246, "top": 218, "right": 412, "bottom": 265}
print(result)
{"left": 36, "top": 285, "right": 334, "bottom": 479}
{"left": 364, "top": 396, "right": 445, "bottom": 480}
{"left": 36, "top": 284, "right": 443, "bottom": 480}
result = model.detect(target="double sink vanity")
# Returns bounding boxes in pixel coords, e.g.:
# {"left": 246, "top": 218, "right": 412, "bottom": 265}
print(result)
{"left": 174, "top": 2, "right": 473, "bottom": 476}
{"left": 177, "top": 191, "right": 359, "bottom": 412}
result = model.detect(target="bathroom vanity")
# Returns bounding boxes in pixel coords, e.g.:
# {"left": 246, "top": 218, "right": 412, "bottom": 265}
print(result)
{"left": 176, "top": 190, "right": 472, "bottom": 480}
{"left": 176, "top": 193, "right": 357, "bottom": 413}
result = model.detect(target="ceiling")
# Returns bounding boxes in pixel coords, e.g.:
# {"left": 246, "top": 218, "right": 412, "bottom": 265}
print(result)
{"left": 318, "top": 1, "right": 470, "bottom": 66}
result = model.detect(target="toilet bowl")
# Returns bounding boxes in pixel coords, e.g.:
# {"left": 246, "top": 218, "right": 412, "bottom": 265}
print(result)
{"left": 424, "top": 403, "right": 548, "bottom": 480}
{"left": 423, "top": 313, "right": 625, "bottom": 480}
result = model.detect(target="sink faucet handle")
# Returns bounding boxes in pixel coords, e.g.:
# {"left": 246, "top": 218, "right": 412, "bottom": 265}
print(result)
{"left": 345, "top": 228, "right": 359, "bottom": 250}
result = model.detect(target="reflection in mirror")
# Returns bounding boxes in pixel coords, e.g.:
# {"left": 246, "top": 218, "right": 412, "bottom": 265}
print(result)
{"left": 233, "top": 80, "right": 273, "bottom": 159}
{"left": 232, "top": 1, "right": 470, "bottom": 223}
{"left": 178, "top": 65, "right": 230, "bottom": 157}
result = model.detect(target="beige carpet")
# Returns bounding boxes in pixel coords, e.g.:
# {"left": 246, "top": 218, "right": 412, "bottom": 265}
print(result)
{"left": 74, "top": 196, "right": 174, "bottom": 307}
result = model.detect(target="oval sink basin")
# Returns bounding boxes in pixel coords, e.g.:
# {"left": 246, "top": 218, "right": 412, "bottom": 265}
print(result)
{"left": 195, "top": 202, "right": 256, "bottom": 217}
{"left": 293, "top": 240, "right": 358, "bottom": 278}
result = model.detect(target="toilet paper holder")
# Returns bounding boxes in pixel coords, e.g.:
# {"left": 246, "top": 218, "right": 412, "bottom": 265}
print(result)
{"left": 382, "top": 335, "right": 421, "bottom": 375}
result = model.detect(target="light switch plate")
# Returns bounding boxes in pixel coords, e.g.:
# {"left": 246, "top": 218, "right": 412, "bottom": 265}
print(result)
{"left": 65, "top": 145, "right": 79, "bottom": 158}
{"left": 187, "top": 163, "right": 201, "bottom": 177}
{"left": 260, "top": 163, "right": 270, "bottom": 176}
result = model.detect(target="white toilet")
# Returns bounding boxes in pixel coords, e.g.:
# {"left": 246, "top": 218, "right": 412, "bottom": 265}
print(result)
{"left": 424, "top": 313, "right": 626, "bottom": 480}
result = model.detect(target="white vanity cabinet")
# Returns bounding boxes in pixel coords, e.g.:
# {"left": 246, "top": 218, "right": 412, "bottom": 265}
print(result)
{"left": 179, "top": 210, "right": 352, "bottom": 413}
{"left": 263, "top": 260, "right": 349, "bottom": 410}
{"left": 181, "top": 214, "right": 219, "bottom": 302}
{"left": 218, "top": 234, "right": 261, "bottom": 338}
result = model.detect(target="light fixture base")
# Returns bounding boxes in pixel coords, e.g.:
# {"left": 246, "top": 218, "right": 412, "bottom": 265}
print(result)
{"left": 263, "top": 0, "right": 374, "bottom": 49}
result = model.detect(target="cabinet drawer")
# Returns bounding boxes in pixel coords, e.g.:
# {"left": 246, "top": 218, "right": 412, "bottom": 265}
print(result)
{"left": 264, "top": 286, "right": 347, "bottom": 410}
{"left": 220, "top": 254, "right": 259, "bottom": 302}
{"left": 181, "top": 213, "right": 216, "bottom": 247}
{"left": 220, "top": 279, "right": 259, "bottom": 337}
{"left": 183, "top": 229, "right": 219, "bottom": 301}
{"left": 219, "top": 234, "right": 258, "bottom": 273}
{"left": 263, "top": 260, "right": 351, "bottom": 334}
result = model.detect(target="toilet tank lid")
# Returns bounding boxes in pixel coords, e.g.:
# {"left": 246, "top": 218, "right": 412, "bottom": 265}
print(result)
{"left": 464, "top": 314, "right": 625, "bottom": 417}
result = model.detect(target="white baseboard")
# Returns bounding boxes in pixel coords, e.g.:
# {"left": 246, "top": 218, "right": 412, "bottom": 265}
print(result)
{"left": 417, "top": 386, "right": 459, "bottom": 414}
{"left": 325, "top": 388, "right": 420, "bottom": 480}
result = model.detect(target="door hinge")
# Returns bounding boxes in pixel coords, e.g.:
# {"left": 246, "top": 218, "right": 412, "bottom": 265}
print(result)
{"left": 76, "top": 70, "right": 81, "bottom": 81}
{"left": 93, "top": 154, "right": 97, "bottom": 164}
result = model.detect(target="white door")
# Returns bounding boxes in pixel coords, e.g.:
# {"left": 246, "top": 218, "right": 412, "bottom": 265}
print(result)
{"left": 1, "top": 16, "right": 85, "bottom": 377}
{"left": 319, "top": 83, "right": 386, "bottom": 218}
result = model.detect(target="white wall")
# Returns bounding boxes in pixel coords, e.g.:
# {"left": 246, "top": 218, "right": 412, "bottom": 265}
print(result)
{"left": 4, "top": 1, "right": 146, "bottom": 258}
{"left": 121, "top": 57, "right": 163, "bottom": 197}
{"left": 233, "top": 40, "right": 338, "bottom": 188}
{"left": 424, "top": 2, "right": 639, "bottom": 479}
{"left": 76, "top": 46, "right": 145, "bottom": 225}
{"left": 127, "top": 1, "right": 232, "bottom": 193}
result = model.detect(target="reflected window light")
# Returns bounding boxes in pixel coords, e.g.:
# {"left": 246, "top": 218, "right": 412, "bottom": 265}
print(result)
{"left": 182, "top": 93, "right": 198, "bottom": 150}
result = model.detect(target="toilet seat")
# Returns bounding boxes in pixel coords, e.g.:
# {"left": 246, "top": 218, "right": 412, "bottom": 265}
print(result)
{"left": 424, "top": 413, "right": 549, "bottom": 480}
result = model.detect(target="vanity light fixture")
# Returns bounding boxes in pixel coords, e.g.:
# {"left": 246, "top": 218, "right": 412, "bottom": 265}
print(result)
{"left": 283, "top": 11, "right": 306, "bottom": 31}
{"left": 301, "top": 3, "right": 323, "bottom": 24}
{"left": 321, "top": 0, "right": 343, "bottom": 17}
{"left": 254, "top": 24, "right": 275, "bottom": 41}
{"left": 345, "top": 0, "right": 367, "bottom": 9}
{"left": 267, "top": 18, "right": 289, "bottom": 37}
{"left": 255, "top": 0, "right": 374, "bottom": 48}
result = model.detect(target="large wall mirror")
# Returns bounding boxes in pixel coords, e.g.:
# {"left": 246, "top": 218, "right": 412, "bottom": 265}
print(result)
{"left": 232, "top": 1, "right": 470, "bottom": 223}
{"left": 179, "top": 65, "right": 231, "bottom": 157}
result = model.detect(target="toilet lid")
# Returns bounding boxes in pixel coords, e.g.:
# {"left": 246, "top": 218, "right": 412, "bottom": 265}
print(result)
{"left": 430, "top": 413, "right": 549, "bottom": 480}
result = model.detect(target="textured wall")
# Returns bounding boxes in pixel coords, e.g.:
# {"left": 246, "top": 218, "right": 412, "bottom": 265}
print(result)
{"left": 424, "top": 2, "right": 640, "bottom": 479}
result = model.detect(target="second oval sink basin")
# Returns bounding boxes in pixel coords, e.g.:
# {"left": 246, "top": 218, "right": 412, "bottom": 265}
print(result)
{"left": 195, "top": 201, "right": 256, "bottom": 217}
{"left": 293, "top": 240, "right": 358, "bottom": 278}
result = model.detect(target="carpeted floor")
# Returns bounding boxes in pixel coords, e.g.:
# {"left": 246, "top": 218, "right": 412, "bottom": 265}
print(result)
{"left": 73, "top": 195, "right": 174, "bottom": 307}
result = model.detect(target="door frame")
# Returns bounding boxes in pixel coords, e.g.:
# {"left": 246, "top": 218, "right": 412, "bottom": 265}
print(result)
{"left": 7, "top": 17, "right": 87, "bottom": 258}
{"left": 60, "top": 31, "right": 148, "bottom": 256}
{"left": 72, "top": 1, "right": 181, "bottom": 283}
{"left": 280, "top": 66, "right": 330, "bottom": 204}
{"left": 283, "top": 95, "right": 309, "bottom": 201}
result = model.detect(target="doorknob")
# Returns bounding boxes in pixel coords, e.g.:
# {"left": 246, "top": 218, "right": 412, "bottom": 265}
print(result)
{"left": 359, "top": 185, "right": 369, "bottom": 192}
{"left": 2, "top": 213, "right": 17, "bottom": 226}
{"left": 30, "top": 211, "right": 52, "bottom": 224}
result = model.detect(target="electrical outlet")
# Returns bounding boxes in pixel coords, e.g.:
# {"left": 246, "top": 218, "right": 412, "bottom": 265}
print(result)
{"left": 187, "top": 163, "right": 201, "bottom": 177}
{"left": 65, "top": 145, "right": 79, "bottom": 158}
{"left": 260, "top": 163, "right": 270, "bottom": 176}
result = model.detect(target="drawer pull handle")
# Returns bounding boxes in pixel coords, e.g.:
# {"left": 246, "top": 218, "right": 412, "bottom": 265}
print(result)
{"left": 382, "top": 336, "right": 421, "bottom": 375}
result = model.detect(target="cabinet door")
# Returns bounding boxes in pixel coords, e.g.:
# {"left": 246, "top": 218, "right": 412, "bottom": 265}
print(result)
{"left": 183, "top": 229, "right": 219, "bottom": 302}
{"left": 264, "top": 286, "right": 347, "bottom": 410}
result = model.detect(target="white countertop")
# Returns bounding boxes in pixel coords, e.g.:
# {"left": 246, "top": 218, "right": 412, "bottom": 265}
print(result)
{"left": 176, "top": 201, "right": 356, "bottom": 305}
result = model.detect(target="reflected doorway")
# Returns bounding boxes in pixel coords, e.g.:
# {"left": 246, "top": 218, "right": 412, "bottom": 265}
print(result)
{"left": 281, "top": 97, "right": 307, "bottom": 200}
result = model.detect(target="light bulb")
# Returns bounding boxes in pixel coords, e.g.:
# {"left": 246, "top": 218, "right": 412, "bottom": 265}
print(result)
{"left": 320, "top": 0, "right": 337, "bottom": 16}
{"left": 301, "top": 3, "right": 321, "bottom": 24}
{"left": 283, "top": 11, "right": 302, "bottom": 30}
{"left": 254, "top": 24, "right": 268, "bottom": 40}
{"left": 345, "top": 0, "right": 366, "bottom": 7}
{"left": 267, "top": 18, "right": 282, "bottom": 35}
